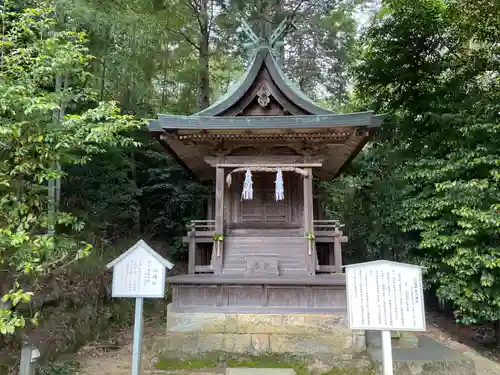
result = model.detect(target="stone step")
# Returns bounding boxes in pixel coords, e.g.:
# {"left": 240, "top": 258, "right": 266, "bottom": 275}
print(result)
{"left": 367, "top": 336, "right": 476, "bottom": 375}
{"left": 146, "top": 370, "right": 223, "bottom": 375}
{"left": 366, "top": 330, "right": 419, "bottom": 349}
{"left": 226, "top": 369, "right": 295, "bottom": 375}
{"left": 148, "top": 368, "right": 296, "bottom": 375}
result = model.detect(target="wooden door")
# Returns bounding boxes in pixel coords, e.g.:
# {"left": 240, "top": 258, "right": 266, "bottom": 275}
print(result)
{"left": 263, "top": 188, "right": 287, "bottom": 222}
{"left": 239, "top": 176, "right": 288, "bottom": 223}
{"left": 240, "top": 192, "right": 265, "bottom": 222}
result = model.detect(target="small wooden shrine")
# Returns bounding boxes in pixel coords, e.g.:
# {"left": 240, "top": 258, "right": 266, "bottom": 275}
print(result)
{"left": 148, "top": 20, "right": 383, "bottom": 316}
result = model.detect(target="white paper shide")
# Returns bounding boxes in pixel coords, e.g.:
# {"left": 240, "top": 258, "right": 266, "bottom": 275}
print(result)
{"left": 345, "top": 260, "right": 426, "bottom": 331}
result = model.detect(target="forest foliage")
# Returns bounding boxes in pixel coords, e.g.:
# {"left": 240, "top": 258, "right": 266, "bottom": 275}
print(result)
{"left": 331, "top": 0, "right": 500, "bottom": 325}
{"left": 0, "top": 0, "right": 499, "bottom": 336}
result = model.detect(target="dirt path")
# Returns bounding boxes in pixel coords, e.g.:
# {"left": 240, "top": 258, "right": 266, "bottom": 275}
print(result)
{"left": 416, "top": 312, "right": 500, "bottom": 375}
{"left": 76, "top": 330, "right": 136, "bottom": 375}
{"left": 75, "top": 320, "right": 165, "bottom": 375}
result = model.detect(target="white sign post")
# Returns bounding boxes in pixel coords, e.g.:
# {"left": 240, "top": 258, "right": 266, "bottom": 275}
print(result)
{"left": 345, "top": 260, "right": 425, "bottom": 375}
{"left": 107, "top": 240, "right": 174, "bottom": 375}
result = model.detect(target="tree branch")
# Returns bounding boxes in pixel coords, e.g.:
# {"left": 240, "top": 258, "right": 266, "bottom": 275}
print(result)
{"left": 185, "top": 0, "right": 204, "bottom": 31}
{"left": 208, "top": 0, "right": 216, "bottom": 35}
{"left": 284, "top": 0, "right": 311, "bottom": 35}
{"left": 165, "top": 25, "right": 200, "bottom": 51}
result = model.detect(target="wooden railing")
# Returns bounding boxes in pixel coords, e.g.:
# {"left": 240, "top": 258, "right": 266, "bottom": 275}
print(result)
{"left": 187, "top": 219, "right": 215, "bottom": 235}
{"left": 313, "top": 220, "right": 344, "bottom": 233}
{"left": 313, "top": 220, "right": 347, "bottom": 274}
{"left": 185, "top": 220, "right": 216, "bottom": 274}
{"left": 183, "top": 219, "right": 346, "bottom": 275}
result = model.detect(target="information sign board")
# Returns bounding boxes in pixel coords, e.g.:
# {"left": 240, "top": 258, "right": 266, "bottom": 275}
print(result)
{"left": 345, "top": 260, "right": 425, "bottom": 331}
{"left": 107, "top": 239, "right": 174, "bottom": 375}
{"left": 107, "top": 239, "right": 173, "bottom": 298}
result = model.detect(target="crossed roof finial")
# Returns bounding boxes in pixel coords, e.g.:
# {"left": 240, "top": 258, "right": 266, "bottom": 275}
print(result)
{"left": 239, "top": 17, "right": 297, "bottom": 59}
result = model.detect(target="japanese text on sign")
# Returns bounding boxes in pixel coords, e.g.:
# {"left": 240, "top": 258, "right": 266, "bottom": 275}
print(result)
{"left": 111, "top": 246, "right": 166, "bottom": 298}
{"left": 346, "top": 261, "right": 425, "bottom": 331}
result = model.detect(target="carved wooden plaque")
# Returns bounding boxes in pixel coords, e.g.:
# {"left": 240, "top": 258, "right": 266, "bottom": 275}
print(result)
{"left": 245, "top": 254, "right": 279, "bottom": 276}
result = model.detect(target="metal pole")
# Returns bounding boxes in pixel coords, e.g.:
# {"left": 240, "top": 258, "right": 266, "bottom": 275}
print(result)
{"left": 20, "top": 344, "right": 34, "bottom": 375}
{"left": 381, "top": 330, "right": 394, "bottom": 375}
{"left": 131, "top": 297, "right": 144, "bottom": 375}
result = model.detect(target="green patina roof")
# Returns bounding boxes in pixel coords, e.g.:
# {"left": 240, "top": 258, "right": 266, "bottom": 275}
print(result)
{"left": 149, "top": 111, "right": 384, "bottom": 131}
{"left": 183, "top": 46, "right": 334, "bottom": 117}
{"left": 147, "top": 23, "right": 386, "bottom": 181}
{"left": 193, "top": 48, "right": 266, "bottom": 116}
{"left": 147, "top": 45, "right": 387, "bottom": 131}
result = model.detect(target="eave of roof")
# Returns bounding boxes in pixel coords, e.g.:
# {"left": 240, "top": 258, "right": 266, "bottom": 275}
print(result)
{"left": 148, "top": 112, "right": 384, "bottom": 132}
{"left": 193, "top": 46, "right": 335, "bottom": 116}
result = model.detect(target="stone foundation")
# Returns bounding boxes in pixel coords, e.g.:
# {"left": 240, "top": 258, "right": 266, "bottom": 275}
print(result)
{"left": 162, "top": 304, "right": 365, "bottom": 361}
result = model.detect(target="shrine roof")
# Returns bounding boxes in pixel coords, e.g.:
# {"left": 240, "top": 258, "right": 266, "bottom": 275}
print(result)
{"left": 148, "top": 111, "right": 383, "bottom": 131}
{"left": 146, "top": 25, "right": 385, "bottom": 181}
{"left": 193, "top": 46, "right": 333, "bottom": 117}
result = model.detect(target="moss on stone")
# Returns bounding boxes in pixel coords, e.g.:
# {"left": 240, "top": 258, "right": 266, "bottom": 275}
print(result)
{"left": 227, "top": 354, "right": 298, "bottom": 369}
{"left": 155, "top": 357, "right": 219, "bottom": 370}
{"left": 155, "top": 352, "right": 374, "bottom": 375}
{"left": 321, "top": 370, "right": 375, "bottom": 375}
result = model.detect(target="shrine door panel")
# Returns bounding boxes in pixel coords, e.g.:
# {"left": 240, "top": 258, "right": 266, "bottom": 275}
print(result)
{"left": 239, "top": 173, "right": 289, "bottom": 224}
{"left": 240, "top": 195, "right": 265, "bottom": 222}
{"left": 263, "top": 188, "right": 287, "bottom": 222}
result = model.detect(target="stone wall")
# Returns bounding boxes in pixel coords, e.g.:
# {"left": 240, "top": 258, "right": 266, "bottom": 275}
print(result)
{"left": 161, "top": 304, "right": 365, "bottom": 363}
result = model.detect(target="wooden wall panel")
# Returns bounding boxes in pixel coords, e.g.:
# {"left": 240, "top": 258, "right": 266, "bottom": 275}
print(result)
{"left": 171, "top": 283, "right": 348, "bottom": 313}
{"left": 267, "top": 287, "right": 308, "bottom": 307}
{"left": 177, "top": 285, "right": 218, "bottom": 306}
{"left": 227, "top": 286, "right": 263, "bottom": 306}
{"left": 312, "top": 287, "right": 346, "bottom": 308}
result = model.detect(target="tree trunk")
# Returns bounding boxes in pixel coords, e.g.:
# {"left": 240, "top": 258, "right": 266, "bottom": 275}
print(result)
{"left": 495, "top": 320, "right": 500, "bottom": 347}
{"left": 161, "top": 43, "right": 169, "bottom": 112}
{"left": 276, "top": 0, "right": 285, "bottom": 62}
{"left": 298, "top": 39, "right": 307, "bottom": 92}
{"left": 100, "top": 59, "right": 106, "bottom": 101}
{"left": 48, "top": 75, "right": 63, "bottom": 237}
{"left": 197, "top": 0, "right": 210, "bottom": 111}
{"left": 257, "top": 0, "right": 272, "bottom": 38}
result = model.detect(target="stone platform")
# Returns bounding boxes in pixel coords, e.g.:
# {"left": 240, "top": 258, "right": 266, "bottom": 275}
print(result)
{"left": 163, "top": 304, "right": 365, "bottom": 362}
{"left": 368, "top": 336, "right": 477, "bottom": 375}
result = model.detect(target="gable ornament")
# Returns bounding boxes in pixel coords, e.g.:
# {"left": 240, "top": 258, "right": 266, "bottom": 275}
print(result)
{"left": 257, "top": 86, "right": 271, "bottom": 107}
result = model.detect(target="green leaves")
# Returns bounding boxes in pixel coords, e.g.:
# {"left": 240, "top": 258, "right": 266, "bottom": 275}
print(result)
{"left": 0, "top": 7, "right": 140, "bottom": 335}
{"left": 0, "top": 285, "right": 35, "bottom": 335}
{"left": 352, "top": 0, "right": 500, "bottom": 324}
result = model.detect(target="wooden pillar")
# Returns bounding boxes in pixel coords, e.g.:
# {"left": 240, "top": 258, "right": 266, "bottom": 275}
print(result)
{"left": 207, "top": 194, "right": 214, "bottom": 220}
{"left": 212, "top": 161, "right": 225, "bottom": 275}
{"left": 224, "top": 179, "right": 230, "bottom": 225}
{"left": 334, "top": 237, "right": 342, "bottom": 274}
{"left": 188, "top": 222, "right": 196, "bottom": 274}
{"left": 303, "top": 167, "right": 316, "bottom": 275}
{"left": 329, "top": 244, "right": 335, "bottom": 266}
{"left": 334, "top": 228, "right": 348, "bottom": 273}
